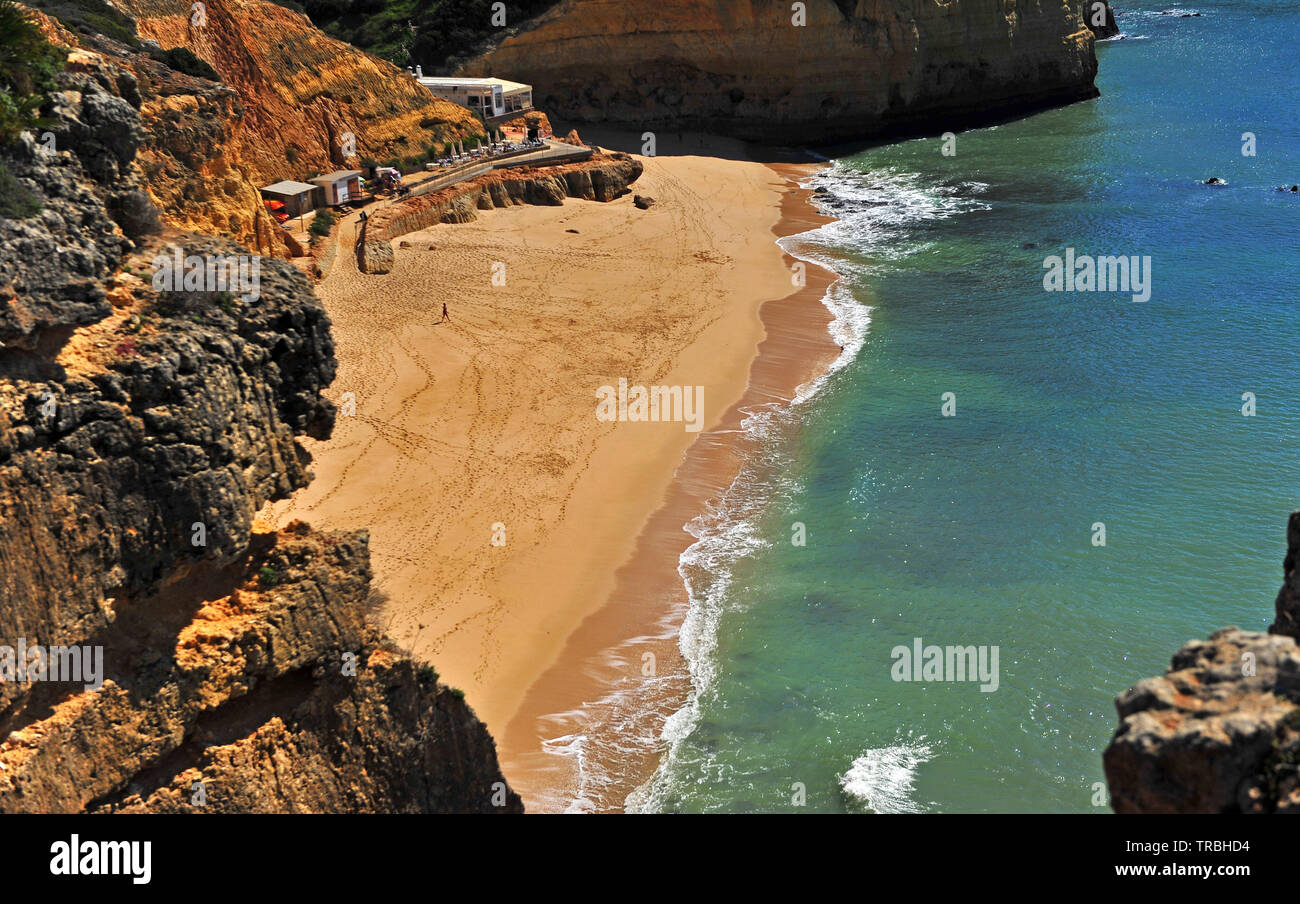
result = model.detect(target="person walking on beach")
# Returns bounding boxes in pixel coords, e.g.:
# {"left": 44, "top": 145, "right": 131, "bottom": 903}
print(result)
{"left": 440, "top": 302, "right": 450, "bottom": 323}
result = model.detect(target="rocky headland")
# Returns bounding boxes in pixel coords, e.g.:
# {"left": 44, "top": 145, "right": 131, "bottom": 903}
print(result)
{"left": 455, "top": 0, "right": 1101, "bottom": 144}
{"left": 1103, "top": 511, "right": 1300, "bottom": 813}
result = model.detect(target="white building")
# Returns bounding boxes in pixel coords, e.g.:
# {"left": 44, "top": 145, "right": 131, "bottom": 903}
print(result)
{"left": 412, "top": 68, "right": 533, "bottom": 120}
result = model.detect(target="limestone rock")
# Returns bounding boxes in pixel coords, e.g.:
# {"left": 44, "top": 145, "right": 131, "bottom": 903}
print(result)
{"left": 29, "top": 0, "right": 481, "bottom": 258}
{"left": 1271, "top": 511, "right": 1300, "bottom": 641}
{"left": 360, "top": 152, "right": 643, "bottom": 273}
{"left": 1085, "top": 1, "right": 1120, "bottom": 40}
{"left": 458, "top": 0, "right": 1100, "bottom": 144}
{"left": 1104, "top": 511, "right": 1300, "bottom": 813}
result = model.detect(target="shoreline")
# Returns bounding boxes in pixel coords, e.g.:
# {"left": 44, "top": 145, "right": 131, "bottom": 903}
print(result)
{"left": 497, "top": 162, "right": 842, "bottom": 812}
{"left": 260, "top": 148, "right": 841, "bottom": 813}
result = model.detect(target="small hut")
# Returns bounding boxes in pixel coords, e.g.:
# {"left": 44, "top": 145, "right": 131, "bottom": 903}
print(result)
{"left": 310, "top": 170, "right": 364, "bottom": 206}
{"left": 260, "top": 180, "right": 319, "bottom": 217}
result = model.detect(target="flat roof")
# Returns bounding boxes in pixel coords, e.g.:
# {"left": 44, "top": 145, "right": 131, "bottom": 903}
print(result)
{"left": 417, "top": 76, "right": 531, "bottom": 92}
{"left": 261, "top": 180, "right": 317, "bottom": 194}
{"left": 311, "top": 170, "right": 362, "bottom": 184}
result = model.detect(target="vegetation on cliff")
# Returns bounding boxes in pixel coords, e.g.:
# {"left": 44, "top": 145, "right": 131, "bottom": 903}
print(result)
{"left": 26, "top": 0, "right": 138, "bottom": 46}
{"left": 0, "top": 0, "right": 64, "bottom": 147}
{"left": 298, "top": 0, "right": 559, "bottom": 70}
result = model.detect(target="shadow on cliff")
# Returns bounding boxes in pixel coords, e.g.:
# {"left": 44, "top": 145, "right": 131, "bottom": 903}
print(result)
{"left": 0, "top": 533, "right": 276, "bottom": 740}
{"left": 560, "top": 123, "right": 823, "bottom": 164}
{"left": 558, "top": 90, "right": 1102, "bottom": 165}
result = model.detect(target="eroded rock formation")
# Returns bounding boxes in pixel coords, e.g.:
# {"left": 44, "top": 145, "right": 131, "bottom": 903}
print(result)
{"left": 1, "top": 525, "right": 522, "bottom": 813}
{"left": 360, "top": 151, "right": 643, "bottom": 273}
{"left": 457, "top": 0, "right": 1100, "bottom": 143}
{"left": 1103, "top": 511, "right": 1300, "bottom": 813}
{"left": 117, "top": 0, "right": 481, "bottom": 181}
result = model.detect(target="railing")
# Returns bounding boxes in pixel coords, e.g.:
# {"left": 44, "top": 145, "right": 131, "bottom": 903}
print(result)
{"left": 408, "top": 161, "right": 495, "bottom": 198}
{"left": 402, "top": 142, "right": 591, "bottom": 198}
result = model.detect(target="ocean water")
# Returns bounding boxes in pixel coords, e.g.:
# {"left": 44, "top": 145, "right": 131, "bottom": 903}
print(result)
{"left": 630, "top": 1, "right": 1300, "bottom": 813}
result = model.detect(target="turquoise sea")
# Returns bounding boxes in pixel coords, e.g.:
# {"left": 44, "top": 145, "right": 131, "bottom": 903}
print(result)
{"left": 630, "top": 1, "right": 1300, "bottom": 813}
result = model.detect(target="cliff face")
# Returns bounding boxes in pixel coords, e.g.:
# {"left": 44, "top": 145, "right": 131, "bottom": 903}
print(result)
{"left": 118, "top": 0, "right": 482, "bottom": 180}
{"left": 0, "top": 43, "right": 520, "bottom": 813}
{"left": 31, "top": 0, "right": 482, "bottom": 258}
{"left": 1103, "top": 512, "right": 1300, "bottom": 814}
{"left": 457, "top": 0, "right": 1100, "bottom": 143}
{"left": 2, "top": 525, "right": 522, "bottom": 813}
{"left": 1084, "top": 1, "right": 1119, "bottom": 39}
{"left": 28, "top": 9, "right": 303, "bottom": 259}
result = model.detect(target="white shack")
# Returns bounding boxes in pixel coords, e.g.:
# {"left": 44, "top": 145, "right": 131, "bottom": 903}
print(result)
{"left": 412, "top": 68, "right": 533, "bottom": 119}
{"left": 310, "top": 170, "right": 363, "bottom": 206}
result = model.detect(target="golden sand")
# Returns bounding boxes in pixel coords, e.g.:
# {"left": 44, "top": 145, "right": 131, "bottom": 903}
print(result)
{"left": 263, "top": 151, "right": 836, "bottom": 811}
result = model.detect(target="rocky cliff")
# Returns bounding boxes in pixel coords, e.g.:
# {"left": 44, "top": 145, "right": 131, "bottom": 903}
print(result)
{"left": 456, "top": 0, "right": 1100, "bottom": 144}
{"left": 0, "top": 35, "right": 521, "bottom": 813}
{"left": 118, "top": 0, "right": 482, "bottom": 178}
{"left": 1084, "top": 1, "right": 1119, "bottom": 40}
{"left": 1103, "top": 512, "right": 1300, "bottom": 813}
{"left": 29, "top": 0, "right": 482, "bottom": 257}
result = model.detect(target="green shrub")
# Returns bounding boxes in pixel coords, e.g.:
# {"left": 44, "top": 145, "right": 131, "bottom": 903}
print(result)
{"left": 299, "top": 1, "right": 562, "bottom": 70}
{"left": 27, "top": 0, "right": 139, "bottom": 47}
{"left": 309, "top": 207, "right": 336, "bottom": 237}
{"left": 0, "top": 0, "right": 66, "bottom": 147}
{"left": 147, "top": 45, "right": 220, "bottom": 82}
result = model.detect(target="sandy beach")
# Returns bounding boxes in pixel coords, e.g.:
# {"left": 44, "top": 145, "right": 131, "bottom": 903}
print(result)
{"left": 263, "top": 146, "right": 836, "bottom": 811}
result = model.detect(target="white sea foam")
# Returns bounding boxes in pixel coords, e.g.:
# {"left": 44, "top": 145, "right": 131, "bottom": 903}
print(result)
{"left": 840, "top": 739, "right": 935, "bottom": 814}
{"left": 531, "top": 600, "right": 690, "bottom": 813}
{"left": 789, "top": 164, "right": 989, "bottom": 268}
{"left": 1112, "top": 6, "right": 1203, "bottom": 31}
